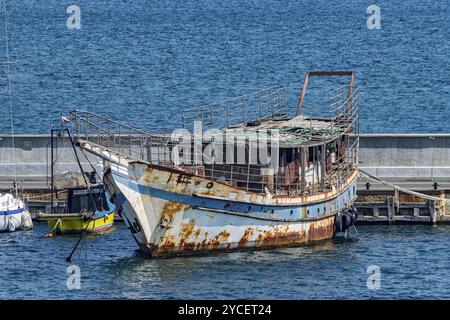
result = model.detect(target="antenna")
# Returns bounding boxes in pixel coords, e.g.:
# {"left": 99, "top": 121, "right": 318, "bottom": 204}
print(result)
{"left": 2, "top": 0, "right": 18, "bottom": 198}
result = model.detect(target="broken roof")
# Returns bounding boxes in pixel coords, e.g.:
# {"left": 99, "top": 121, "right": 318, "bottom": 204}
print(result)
{"left": 208, "top": 116, "right": 340, "bottom": 148}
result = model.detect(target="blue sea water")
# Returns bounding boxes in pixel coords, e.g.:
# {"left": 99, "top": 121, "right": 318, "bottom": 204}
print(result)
{"left": 1, "top": 0, "right": 450, "bottom": 300}
{"left": 0, "top": 0, "right": 449, "bottom": 134}
{"left": 2, "top": 223, "right": 450, "bottom": 299}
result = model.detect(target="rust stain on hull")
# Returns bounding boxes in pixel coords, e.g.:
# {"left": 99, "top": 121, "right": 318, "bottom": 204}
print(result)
{"left": 308, "top": 216, "right": 335, "bottom": 242}
{"left": 179, "top": 219, "right": 196, "bottom": 248}
{"left": 192, "top": 229, "right": 230, "bottom": 251}
{"left": 125, "top": 162, "right": 350, "bottom": 258}
{"left": 238, "top": 227, "right": 254, "bottom": 248}
{"left": 255, "top": 226, "right": 308, "bottom": 247}
{"left": 161, "top": 201, "right": 184, "bottom": 220}
{"left": 151, "top": 215, "right": 335, "bottom": 257}
{"left": 159, "top": 234, "right": 175, "bottom": 252}
{"left": 153, "top": 228, "right": 232, "bottom": 255}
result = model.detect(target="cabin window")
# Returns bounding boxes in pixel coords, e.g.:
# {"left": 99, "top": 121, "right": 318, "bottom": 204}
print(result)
{"left": 69, "top": 191, "right": 107, "bottom": 213}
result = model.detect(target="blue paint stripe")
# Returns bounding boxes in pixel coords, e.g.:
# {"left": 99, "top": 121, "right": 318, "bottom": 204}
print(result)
{"left": 93, "top": 206, "right": 116, "bottom": 219}
{"left": 112, "top": 172, "right": 356, "bottom": 220}
{"left": 0, "top": 209, "right": 24, "bottom": 216}
{"left": 112, "top": 169, "right": 355, "bottom": 208}
{"left": 92, "top": 194, "right": 117, "bottom": 219}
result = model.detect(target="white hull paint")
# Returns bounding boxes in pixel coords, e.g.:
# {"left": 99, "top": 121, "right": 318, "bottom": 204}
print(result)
{"left": 102, "top": 158, "right": 357, "bottom": 257}
{"left": 0, "top": 193, "right": 33, "bottom": 232}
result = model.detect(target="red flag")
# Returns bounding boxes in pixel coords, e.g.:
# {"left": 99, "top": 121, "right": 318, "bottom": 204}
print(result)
{"left": 61, "top": 116, "right": 70, "bottom": 124}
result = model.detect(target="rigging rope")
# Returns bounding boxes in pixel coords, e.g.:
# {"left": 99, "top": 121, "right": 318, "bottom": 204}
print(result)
{"left": 64, "top": 129, "right": 108, "bottom": 263}
{"left": 2, "top": 0, "right": 17, "bottom": 195}
{"left": 358, "top": 169, "right": 449, "bottom": 203}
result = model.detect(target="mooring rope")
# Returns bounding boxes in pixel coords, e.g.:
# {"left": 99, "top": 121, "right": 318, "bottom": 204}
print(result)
{"left": 48, "top": 218, "right": 62, "bottom": 235}
{"left": 26, "top": 190, "right": 68, "bottom": 200}
{"left": 358, "top": 169, "right": 449, "bottom": 203}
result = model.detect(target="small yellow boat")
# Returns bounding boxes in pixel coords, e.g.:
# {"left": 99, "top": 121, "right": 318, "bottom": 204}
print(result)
{"left": 37, "top": 186, "right": 116, "bottom": 235}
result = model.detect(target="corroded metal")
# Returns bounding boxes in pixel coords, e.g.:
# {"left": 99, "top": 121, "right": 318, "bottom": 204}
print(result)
{"left": 95, "top": 154, "right": 358, "bottom": 257}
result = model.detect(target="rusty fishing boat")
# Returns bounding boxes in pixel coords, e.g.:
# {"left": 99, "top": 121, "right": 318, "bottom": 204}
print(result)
{"left": 69, "top": 70, "right": 360, "bottom": 257}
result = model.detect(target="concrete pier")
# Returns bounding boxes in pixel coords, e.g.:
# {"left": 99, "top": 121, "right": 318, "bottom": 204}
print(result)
{"left": 2, "top": 133, "right": 450, "bottom": 222}
{"left": 357, "top": 133, "right": 450, "bottom": 191}
{"left": 355, "top": 134, "right": 450, "bottom": 224}
{"left": 0, "top": 134, "right": 97, "bottom": 191}
{"left": 0, "top": 134, "right": 98, "bottom": 214}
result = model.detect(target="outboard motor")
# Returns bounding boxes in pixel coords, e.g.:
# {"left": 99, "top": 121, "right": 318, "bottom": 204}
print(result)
{"left": 335, "top": 207, "right": 358, "bottom": 233}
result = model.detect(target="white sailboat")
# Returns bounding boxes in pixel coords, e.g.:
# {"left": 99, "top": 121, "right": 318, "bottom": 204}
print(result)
{"left": 0, "top": 192, "right": 32, "bottom": 232}
{"left": 0, "top": 0, "right": 32, "bottom": 232}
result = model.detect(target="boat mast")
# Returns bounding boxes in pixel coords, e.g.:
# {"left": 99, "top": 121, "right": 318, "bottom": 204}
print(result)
{"left": 2, "top": 0, "right": 18, "bottom": 198}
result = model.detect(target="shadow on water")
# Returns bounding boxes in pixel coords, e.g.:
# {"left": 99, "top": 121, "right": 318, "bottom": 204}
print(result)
{"left": 105, "top": 236, "right": 358, "bottom": 277}
{"left": 5, "top": 222, "right": 450, "bottom": 299}
{"left": 97, "top": 236, "right": 367, "bottom": 299}
{"left": 332, "top": 234, "right": 359, "bottom": 244}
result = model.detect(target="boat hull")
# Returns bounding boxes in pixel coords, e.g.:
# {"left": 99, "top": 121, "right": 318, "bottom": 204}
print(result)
{"left": 41, "top": 212, "right": 115, "bottom": 235}
{"left": 104, "top": 160, "right": 358, "bottom": 257}
{"left": 0, "top": 209, "right": 33, "bottom": 232}
{"left": 150, "top": 212, "right": 334, "bottom": 256}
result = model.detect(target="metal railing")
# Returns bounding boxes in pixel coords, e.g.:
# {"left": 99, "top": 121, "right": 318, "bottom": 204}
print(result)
{"left": 329, "top": 85, "right": 360, "bottom": 133}
{"left": 181, "top": 86, "right": 289, "bottom": 131}
{"left": 69, "top": 82, "right": 359, "bottom": 197}
{"left": 70, "top": 110, "right": 176, "bottom": 162}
